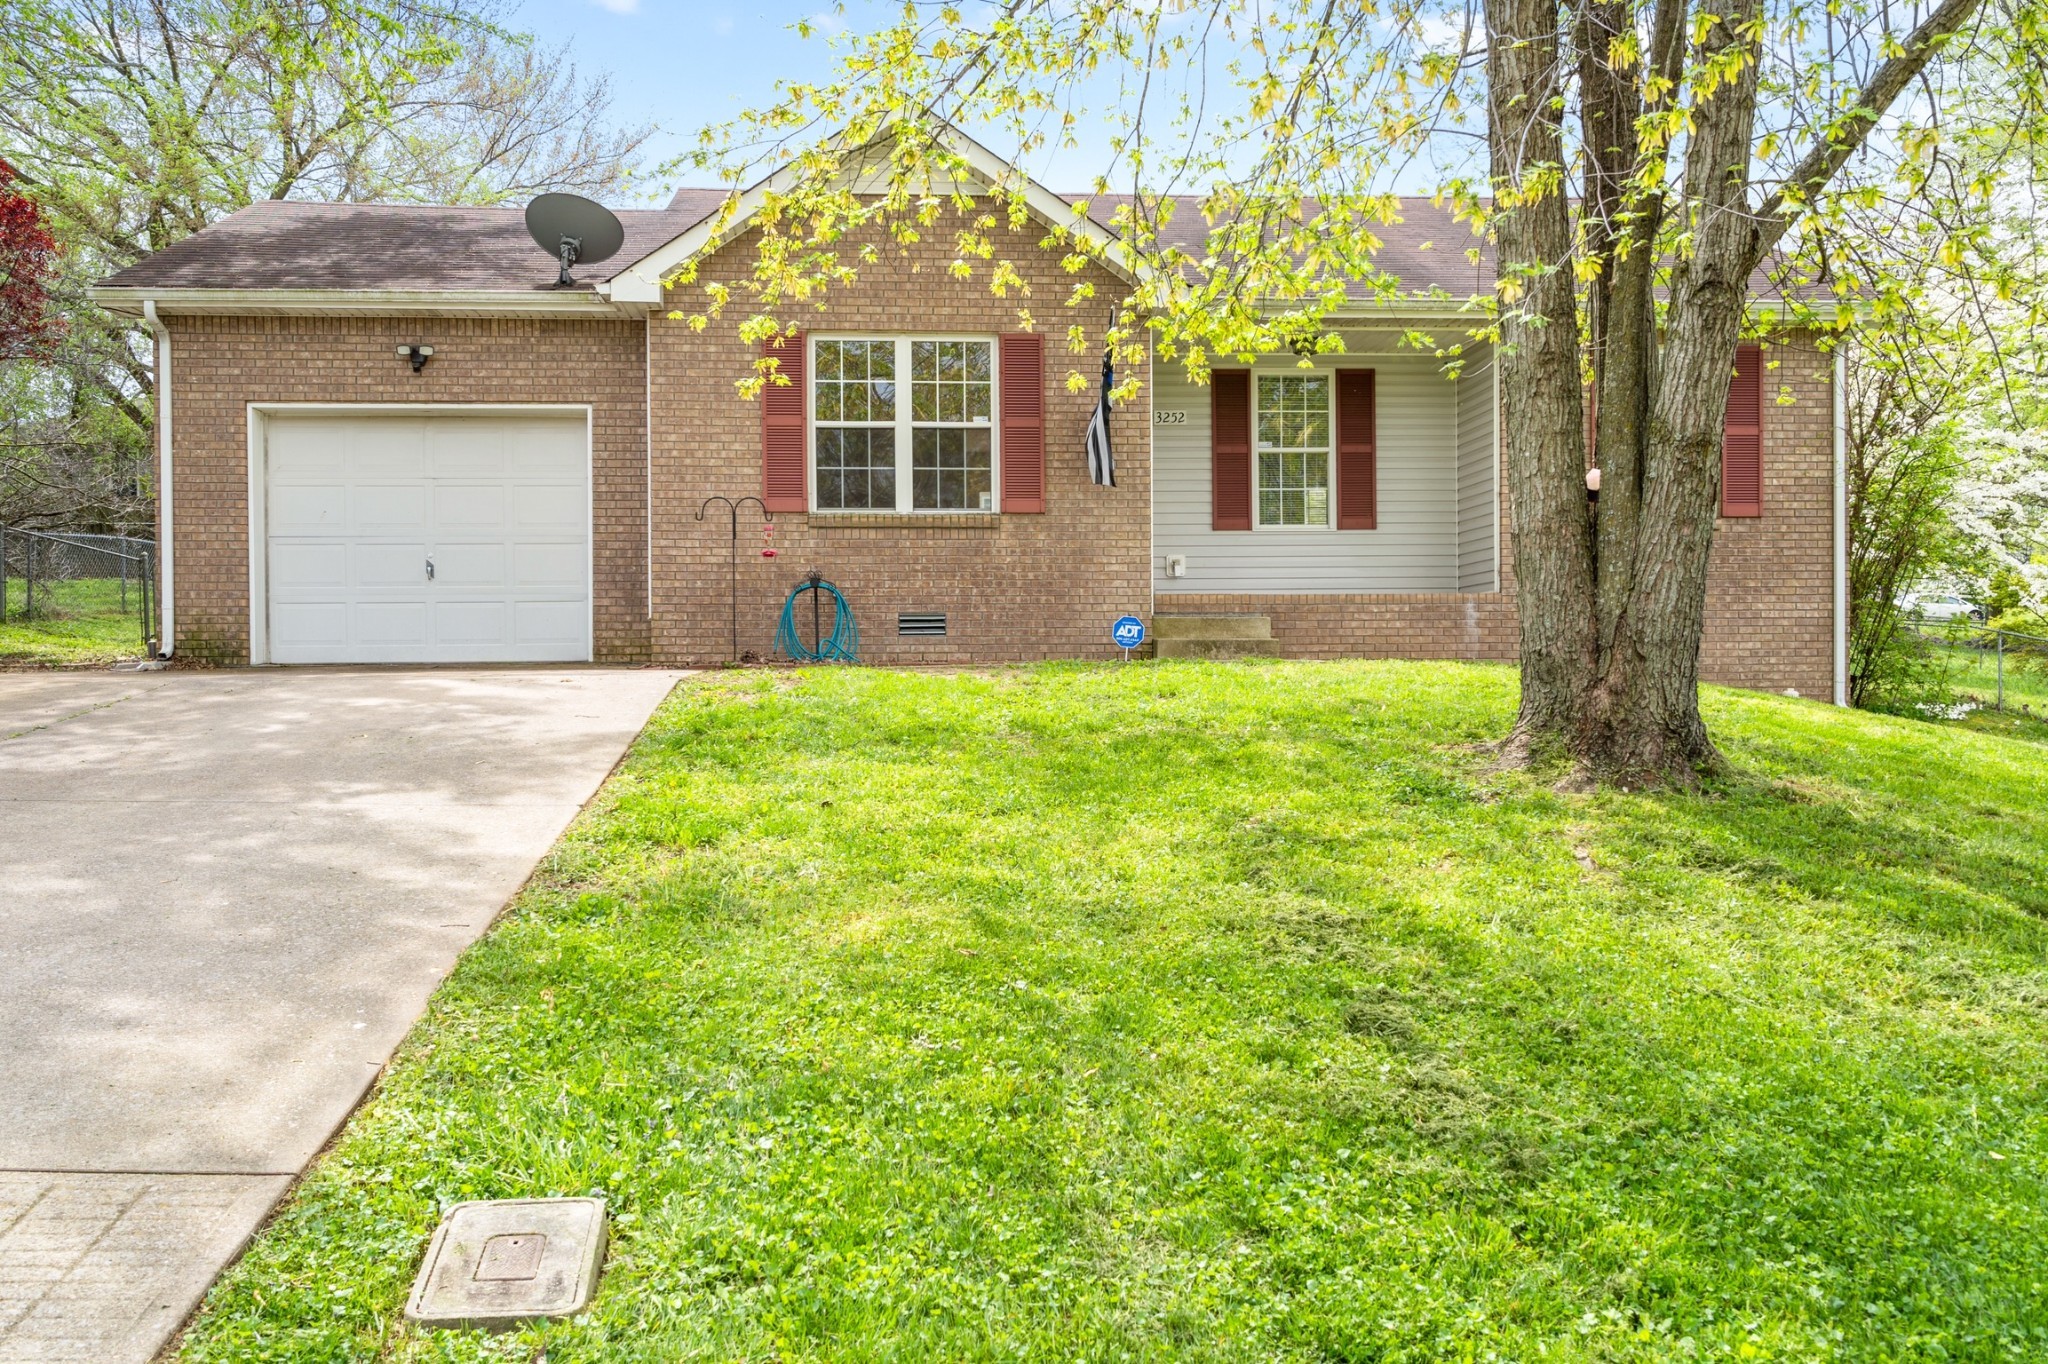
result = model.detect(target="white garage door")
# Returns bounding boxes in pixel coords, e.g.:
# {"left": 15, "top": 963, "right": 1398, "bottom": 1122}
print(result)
{"left": 264, "top": 412, "right": 590, "bottom": 664}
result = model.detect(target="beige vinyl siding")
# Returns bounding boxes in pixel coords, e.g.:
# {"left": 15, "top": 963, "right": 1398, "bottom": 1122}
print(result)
{"left": 1455, "top": 348, "right": 1498, "bottom": 591}
{"left": 1153, "top": 337, "right": 1466, "bottom": 594}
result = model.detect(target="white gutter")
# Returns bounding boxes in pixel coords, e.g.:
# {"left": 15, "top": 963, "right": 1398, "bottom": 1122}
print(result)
{"left": 1833, "top": 347, "right": 1848, "bottom": 706}
{"left": 644, "top": 311, "right": 654, "bottom": 626}
{"left": 143, "top": 301, "right": 174, "bottom": 658}
{"left": 95, "top": 286, "right": 626, "bottom": 319}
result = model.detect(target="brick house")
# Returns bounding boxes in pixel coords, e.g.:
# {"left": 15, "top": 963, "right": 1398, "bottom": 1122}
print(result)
{"left": 94, "top": 138, "right": 1846, "bottom": 699}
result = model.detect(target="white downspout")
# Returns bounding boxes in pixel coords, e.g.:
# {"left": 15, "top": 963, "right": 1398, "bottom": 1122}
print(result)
{"left": 1833, "top": 346, "right": 1848, "bottom": 706}
{"left": 144, "top": 301, "right": 174, "bottom": 659}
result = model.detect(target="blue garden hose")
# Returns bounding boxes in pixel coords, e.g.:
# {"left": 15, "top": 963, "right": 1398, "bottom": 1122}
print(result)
{"left": 776, "top": 574, "right": 860, "bottom": 662}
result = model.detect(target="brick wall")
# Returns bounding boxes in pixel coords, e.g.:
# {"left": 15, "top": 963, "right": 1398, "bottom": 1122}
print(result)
{"left": 162, "top": 315, "right": 649, "bottom": 663}
{"left": 1171, "top": 332, "right": 1838, "bottom": 697}
{"left": 648, "top": 214, "right": 1152, "bottom": 666}
{"left": 157, "top": 283, "right": 1833, "bottom": 693}
{"left": 1699, "top": 334, "right": 1836, "bottom": 698}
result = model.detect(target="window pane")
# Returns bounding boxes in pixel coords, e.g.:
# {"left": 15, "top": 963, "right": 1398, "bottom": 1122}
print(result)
{"left": 1254, "top": 370, "right": 1332, "bottom": 525}
{"left": 966, "top": 382, "right": 991, "bottom": 422}
{"left": 844, "top": 383, "right": 869, "bottom": 421}
{"left": 816, "top": 385, "right": 842, "bottom": 422}
{"left": 872, "top": 379, "right": 896, "bottom": 419}
{"left": 816, "top": 342, "right": 842, "bottom": 380}
{"left": 912, "top": 426, "right": 993, "bottom": 510}
{"left": 912, "top": 383, "right": 936, "bottom": 421}
{"left": 912, "top": 340, "right": 936, "bottom": 381}
{"left": 938, "top": 383, "right": 963, "bottom": 422}
{"left": 967, "top": 344, "right": 990, "bottom": 381}
{"left": 816, "top": 427, "right": 897, "bottom": 510}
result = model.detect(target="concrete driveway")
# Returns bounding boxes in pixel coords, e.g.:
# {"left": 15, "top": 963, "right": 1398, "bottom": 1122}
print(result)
{"left": 0, "top": 667, "right": 681, "bottom": 1362}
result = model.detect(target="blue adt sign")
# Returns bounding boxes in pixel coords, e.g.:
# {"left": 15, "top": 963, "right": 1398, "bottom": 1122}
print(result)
{"left": 1111, "top": 615, "right": 1146, "bottom": 650}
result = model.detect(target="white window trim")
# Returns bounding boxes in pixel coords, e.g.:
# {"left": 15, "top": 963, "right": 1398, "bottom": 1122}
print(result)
{"left": 1252, "top": 370, "right": 1336, "bottom": 531}
{"left": 808, "top": 333, "right": 1001, "bottom": 514}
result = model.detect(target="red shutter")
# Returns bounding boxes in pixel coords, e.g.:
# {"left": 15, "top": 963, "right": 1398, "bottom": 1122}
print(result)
{"left": 1211, "top": 370, "right": 1252, "bottom": 530}
{"left": 761, "top": 331, "right": 807, "bottom": 512}
{"left": 1335, "top": 368, "right": 1378, "bottom": 530}
{"left": 1720, "top": 342, "right": 1763, "bottom": 518}
{"left": 999, "top": 332, "right": 1045, "bottom": 513}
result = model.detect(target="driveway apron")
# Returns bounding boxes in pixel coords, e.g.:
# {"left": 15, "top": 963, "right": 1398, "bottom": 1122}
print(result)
{"left": 0, "top": 668, "right": 680, "bottom": 1362}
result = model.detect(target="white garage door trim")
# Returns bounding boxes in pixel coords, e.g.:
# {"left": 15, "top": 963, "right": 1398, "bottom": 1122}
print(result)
{"left": 247, "top": 403, "right": 595, "bottom": 666}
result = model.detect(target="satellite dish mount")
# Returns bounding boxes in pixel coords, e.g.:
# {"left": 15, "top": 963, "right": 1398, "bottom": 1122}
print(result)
{"left": 524, "top": 193, "right": 625, "bottom": 289}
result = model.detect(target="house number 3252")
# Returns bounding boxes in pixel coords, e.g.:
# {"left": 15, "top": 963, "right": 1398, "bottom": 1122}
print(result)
{"left": 1154, "top": 410, "right": 1188, "bottom": 425}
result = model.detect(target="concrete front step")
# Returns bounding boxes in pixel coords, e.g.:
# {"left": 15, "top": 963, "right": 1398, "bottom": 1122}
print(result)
{"left": 1154, "top": 637, "right": 1284, "bottom": 660}
{"left": 1151, "top": 613, "right": 1273, "bottom": 641}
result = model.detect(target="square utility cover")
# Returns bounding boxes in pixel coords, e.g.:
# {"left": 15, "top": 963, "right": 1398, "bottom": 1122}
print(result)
{"left": 406, "top": 1197, "right": 607, "bottom": 1331}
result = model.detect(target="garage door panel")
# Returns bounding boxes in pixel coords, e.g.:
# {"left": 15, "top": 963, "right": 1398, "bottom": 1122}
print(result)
{"left": 433, "top": 483, "right": 508, "bottom": 533}
{"left": 270, "top": 602, "right": 351, "bottom": 647}
{"left": 431, "top": 542, "right": 508, "bottom": 587}
{"left": 270, "top": 423, "right": 351, "bottom": 477}
{"left": 505, "top": 422, "right": 585, "bottom": 474}
{"left": 515, "top": 600, "right": 588, "bottom": 646}
{"left": 266, "top": 412, "right": 588, "bottom": 665}
{"left": 270, "top": 485, "right": 345, "bottom": 535}
{"left": 427, "top": 421, "right": 508, "bottom": 477}
{"left": 353, "top": 602, "right": 431, "bottom": 646}
{"left": 510, "top": 541, "right": 584, "bottom": 589}
{"left": 268, "top": 543, "right": 349, "bottom": 591}
{"left": 345, "top": 421, "right": 428, "bottom": 478}
{"left": 350, "top": 485, "right": 431, "bottom": 535}
{"left": 510, "top": 483, "right": 587, "bottom": 532}
{"left": 434, "top": 601, "right": 510, "bottom": 644}
{"left": 352, "top": 542, "right": 431, "bottom": 588}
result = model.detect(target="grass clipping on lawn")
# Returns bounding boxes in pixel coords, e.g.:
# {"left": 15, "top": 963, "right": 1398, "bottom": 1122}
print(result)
{"left": 180, "top": 662, "right": 2048, "bottom": 1363}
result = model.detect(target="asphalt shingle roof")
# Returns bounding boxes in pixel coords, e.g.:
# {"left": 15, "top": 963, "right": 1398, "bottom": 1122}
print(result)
{"left": 102, "top": 188, "right": 1496, "bottom": 300}
{"left": 100, "top": 192, "right": 730, "bottom": 293}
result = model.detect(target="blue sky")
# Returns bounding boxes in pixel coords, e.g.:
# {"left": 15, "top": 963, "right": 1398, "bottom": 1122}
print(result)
{"left": 510, "top": 2, "right": 1174, "bottom": 205}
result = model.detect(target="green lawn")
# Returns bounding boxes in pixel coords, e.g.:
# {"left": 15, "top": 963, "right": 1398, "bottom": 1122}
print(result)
{"left": 0, "top": 578, "right": 150, "bottom": 665}
{"left": 178, "top": 662, "right": 2048, "bottom": 1363}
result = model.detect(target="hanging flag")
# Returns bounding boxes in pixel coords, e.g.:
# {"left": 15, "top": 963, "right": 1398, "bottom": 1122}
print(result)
{"left": 1085, "top": 348, "right": 1116, "bottom": 487}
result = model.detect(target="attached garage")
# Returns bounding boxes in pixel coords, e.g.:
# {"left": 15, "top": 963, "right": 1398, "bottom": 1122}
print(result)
{"left": 253, "top": 408, "right": 591, "bottom": 665}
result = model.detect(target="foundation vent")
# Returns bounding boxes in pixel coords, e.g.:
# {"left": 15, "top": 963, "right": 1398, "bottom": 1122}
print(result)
{"left": 897, "top": 612, "right": 948, "bottom": 638}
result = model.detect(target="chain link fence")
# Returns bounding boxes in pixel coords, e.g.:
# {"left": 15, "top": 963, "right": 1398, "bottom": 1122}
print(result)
{"left": 1913, "top": 621, "right": 2048, "bottom": 713}
{"left": 0, "top": 527, "right": 157, "bottom": 654}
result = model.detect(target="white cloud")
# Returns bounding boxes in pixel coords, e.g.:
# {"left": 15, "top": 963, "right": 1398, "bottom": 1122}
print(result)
{"left": 587, "top": 0, "right": 639, "bottom": 13}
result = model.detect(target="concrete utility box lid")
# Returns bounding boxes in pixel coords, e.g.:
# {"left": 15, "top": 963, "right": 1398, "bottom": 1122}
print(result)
{"left": 406, "top": 1197, "right": 607, "bottom": 1331}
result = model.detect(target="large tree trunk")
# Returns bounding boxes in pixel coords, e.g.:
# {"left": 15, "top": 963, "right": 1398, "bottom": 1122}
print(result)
{"left": 1488, "top": 0, "right": 1763, "bottom": 786}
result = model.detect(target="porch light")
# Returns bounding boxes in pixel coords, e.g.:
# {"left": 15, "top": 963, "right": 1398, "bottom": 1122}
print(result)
{"left": 1586, "top": 466, "right": 1601, "bottom": 504}
{"left": 397, "top": 343, "right": 435, "bottom": 373}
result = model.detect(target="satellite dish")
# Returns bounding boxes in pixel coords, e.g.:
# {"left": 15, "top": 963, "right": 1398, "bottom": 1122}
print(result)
{"left": 525, "top": 193, "right": 625, "bottom": 287}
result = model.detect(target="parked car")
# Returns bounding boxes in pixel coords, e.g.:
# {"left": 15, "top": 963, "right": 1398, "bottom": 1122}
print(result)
{"left": 1905, "top": 592, "right": 1986, "bottom": 623}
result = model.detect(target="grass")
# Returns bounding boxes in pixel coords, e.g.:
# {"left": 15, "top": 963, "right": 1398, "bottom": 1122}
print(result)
{"left": 1897, "top": 637, "right": 2048, "bottom": 745}
{"left": 0, "top": 578, "right": 149, "bottom": 666}
{"left": 177, "top": 662, "right": 2048, "bottom": 1363}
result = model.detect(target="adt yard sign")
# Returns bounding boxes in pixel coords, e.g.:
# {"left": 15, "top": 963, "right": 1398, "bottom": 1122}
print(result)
{"left": 1111, "top": 615, "right": 1146, "bottom": 656}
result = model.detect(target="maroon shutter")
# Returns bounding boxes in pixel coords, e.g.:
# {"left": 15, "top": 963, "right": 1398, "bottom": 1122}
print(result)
{"left": 1721, "top": 343, "right": 1763, "bottom": 518}
{"left": 999, "top": 333, "right": 1045, "bottom": 513}
{"left": 1335, "top": 368, "right": 1378, "bottom": 530}
{"left": 761, "top": 331, "right": 807, "bottom": 512}
{"left": 1211, "top": 370, "right": 1252, "bottom": 530}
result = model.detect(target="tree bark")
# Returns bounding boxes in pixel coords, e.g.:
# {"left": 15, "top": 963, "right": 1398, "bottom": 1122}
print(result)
{"left": 1486, "top": 0, "right": 1977, "bottom": 787}
{"left": 1486, "top": 0, "right": 1599, "bottom": 766}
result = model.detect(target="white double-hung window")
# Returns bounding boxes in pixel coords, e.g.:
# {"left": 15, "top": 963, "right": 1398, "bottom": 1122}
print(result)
{"left": 1255, "top": 373, "right": 1333, "bottom": 528}
{"left": 813, "top": 337, "right": 996, "bottom": 512}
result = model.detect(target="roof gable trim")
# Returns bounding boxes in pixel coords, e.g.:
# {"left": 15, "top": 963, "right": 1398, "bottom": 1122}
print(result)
{"left": 600, "top": 125, "right": 1143, "bottom": 306}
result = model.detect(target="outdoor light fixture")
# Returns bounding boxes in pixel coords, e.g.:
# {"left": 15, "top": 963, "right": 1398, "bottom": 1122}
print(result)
{"left": 397, "top": 343, "right": 435, "bottom": 373}
{"left": 1585, "top": 466, "right": 1602, "bottom": 504}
